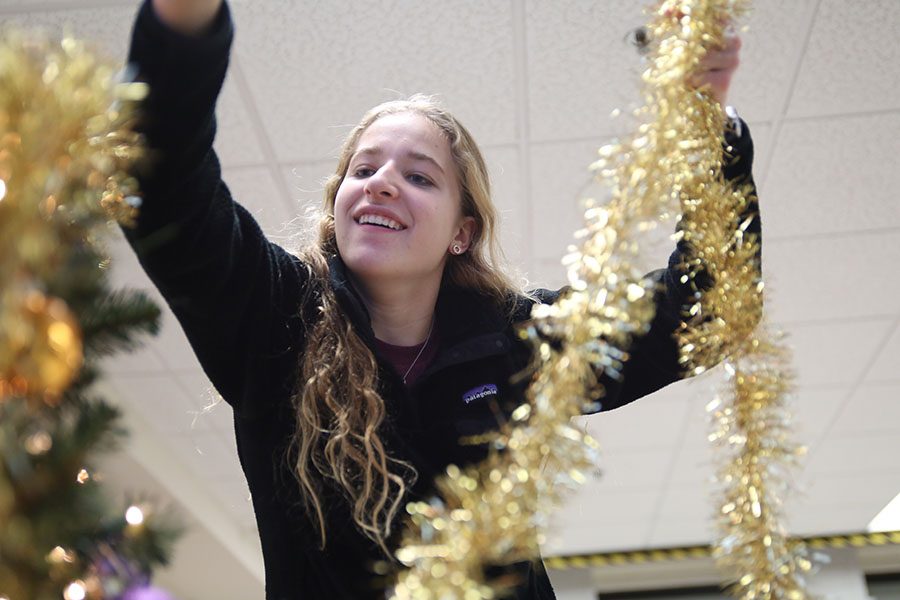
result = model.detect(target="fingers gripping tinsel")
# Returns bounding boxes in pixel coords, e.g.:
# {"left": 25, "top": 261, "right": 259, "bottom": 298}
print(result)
{"left": 0, "top": 30, "right": 146, "bottom": 402}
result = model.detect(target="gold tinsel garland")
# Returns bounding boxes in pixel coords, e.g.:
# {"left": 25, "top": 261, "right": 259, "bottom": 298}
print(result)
{"left": 0, "top": 29, "right": 145, "bottom": 403}
{"left": 0, "top": 29, "right": 150, "bottom": 598}
{"left": 393, "top": 0, "right": 811, "bottom": 598}
{"left": 709, "top": 333, "right": 813, "bottom": 599}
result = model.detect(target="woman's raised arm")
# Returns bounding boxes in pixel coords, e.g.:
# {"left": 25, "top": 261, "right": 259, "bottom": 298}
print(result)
{"left": 124, "top": 0, "right": 310, "bottom": 417}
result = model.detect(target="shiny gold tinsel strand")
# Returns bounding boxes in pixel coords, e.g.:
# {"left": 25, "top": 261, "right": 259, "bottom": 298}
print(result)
{"left": 709, "top": 333, "right": 814, "bottom": 599}
{"left": 636, "top": 1, "right": 814, "bottom": 598}
{"left": 390, "top": 1, "right": 758, "bottom": 597}
{"left": 0, "top": 30, "right": 146, "bottom": 402}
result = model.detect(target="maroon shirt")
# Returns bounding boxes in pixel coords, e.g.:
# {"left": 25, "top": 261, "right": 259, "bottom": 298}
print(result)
{"left": 374, "top": 326, "right": 440, "bottom": 386}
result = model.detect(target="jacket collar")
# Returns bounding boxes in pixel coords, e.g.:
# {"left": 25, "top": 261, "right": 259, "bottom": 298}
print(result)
{"left": 326, "top": 254, "right": 512, "bottom": 354}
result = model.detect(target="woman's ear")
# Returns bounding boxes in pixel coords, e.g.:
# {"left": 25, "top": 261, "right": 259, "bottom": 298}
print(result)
{"left": 451, "top": 216, "right": 477, "bottom": 253}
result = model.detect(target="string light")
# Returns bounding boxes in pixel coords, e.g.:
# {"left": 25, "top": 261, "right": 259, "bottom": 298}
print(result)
{"left": 63, "top": 581, "right": 86, "bottom": 600}
{"left": 125, "top": 505, "right": 145, "bottom": 526}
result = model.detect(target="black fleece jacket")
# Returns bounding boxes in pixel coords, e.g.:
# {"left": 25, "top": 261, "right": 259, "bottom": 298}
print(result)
{"left": 124, "top": 2, "right": 759, "bottom": 598}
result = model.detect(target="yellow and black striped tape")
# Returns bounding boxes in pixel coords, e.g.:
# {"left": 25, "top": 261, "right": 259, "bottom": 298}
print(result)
{"left": 544, "top": 531, "right": 900, "bottom": 570}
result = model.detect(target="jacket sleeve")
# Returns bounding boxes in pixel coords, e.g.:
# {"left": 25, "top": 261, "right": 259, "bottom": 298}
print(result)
{"left": 124, "top": 0, "right": 309, "bottom": 417}
{"left": 594, "top": 121, "right": 760, "bottom": 412}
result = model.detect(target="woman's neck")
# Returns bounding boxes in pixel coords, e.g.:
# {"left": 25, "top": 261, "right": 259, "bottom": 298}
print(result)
{"left": 352, "top": 277, "right": 440, "bottom": 346}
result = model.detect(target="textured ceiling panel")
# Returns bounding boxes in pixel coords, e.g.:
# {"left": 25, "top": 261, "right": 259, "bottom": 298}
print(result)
{"left": 214, "top": 73, "right": 269, "bottom": 168}
{"left": 806, "top": 432, "right": 900, "bottom": 475}
{"left": 110, "top": 373, "right": 205, "bottom": 435}
{"left": 584, "top": 389, "right": 691, "bottom": 453}
{"left": 785, "top": 318, "right": 892, "bottom": 388}
{"left": 483, "top": 145, "right": 529, "bottom": 267}
{"left": 595, "top": 447, "right": 674, "bottom": 491}
{"left": 726, "top": 0, "right": 817, "bottom": 123}
{"left": 524, "top": 0, "right": 645, "bottom": 142}
{"left": 763, "top": 231, "right": 900, "bottom": 323}
{"left": 764, "top": 113, "right": 900, "bottom": 239}
{"left": 791, "top": 385, "right": 849, "bottom": 446}
{"left": 646, "top": 517, "right": 714, "bottom": 548}
{"left": 528, "top": 139, "right": 612, "bottom": 261}
{"left": 866, "top": 322, "right": 900, "bottom": 383}
{"left": 788, "top": 0, "right": 900, "bottom": 118}
{"left": 232, "top": 0, "right": 518, "bottom": 163}
{"left": 220, "top": 165, "right": 295, "bottom": 235}
{"left": 0, "top": 4, "right": 136, "bottom": 58}
{"left": 830, "top": 382, "right": 900, "bottom": 436}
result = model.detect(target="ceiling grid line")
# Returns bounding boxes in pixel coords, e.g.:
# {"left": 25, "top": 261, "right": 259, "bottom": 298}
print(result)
{"left": 810, "top": 313, "right": 900, "bottom": 455}
{"left": 227, "top": 58, "right": 299, "bottom": 221}
{"left": 767, "top": 225, "right": 900, "bottom": 244}
{"left": 755, "top": 0, "right": 822, "bottom": 193}
{"left": 642, "top": 396, "right": 702, "bottom": 547}
{"left": 511, "top": 0, "right": 535, "bottom": 274}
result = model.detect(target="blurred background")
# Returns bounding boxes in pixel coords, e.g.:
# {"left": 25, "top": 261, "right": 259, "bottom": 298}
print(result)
{"left": 2, "top": 0, "right": 898, "bottom": 597}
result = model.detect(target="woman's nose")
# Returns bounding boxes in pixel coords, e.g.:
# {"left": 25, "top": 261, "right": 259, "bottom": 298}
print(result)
{"left": 364, "top": 164, "right": 399, "bottom": 199}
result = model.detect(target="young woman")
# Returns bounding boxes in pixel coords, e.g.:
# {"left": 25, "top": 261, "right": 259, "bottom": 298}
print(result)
{"left": 127, "top": 1, "right": 754, "bottom": 598}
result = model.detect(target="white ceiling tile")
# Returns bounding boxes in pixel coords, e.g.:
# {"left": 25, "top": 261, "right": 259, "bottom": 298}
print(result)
{"left": 152, "top": 306, "right": 203, "bottom": 372}
{"left": 0, "top": 5, "right": 137, "bottom": 59}
{"left": 784, "top": 318, "right": 891, "bottom": 388}
{"left": 792, "top": 471, "right": 900, "bottom": 514}
{"left": 727, "top": 0, "right": 818, "bottom": 123}
{"left": 788, "top": 0, "right": 900, "bottom": 118}
{"left": 220, "top": 165, "right": 295, "bottom": 237}
{"left": 867, "top": 323, "right": 900, "bottom": 383}
{"left": 585, "top": 391, "right": 690, "bottom": 453}
{"left": 646, "top": 518, "right": 714, "bottom": 549}
{"left": 175, "top": 371, "right": 234, "bottom": 435}
{"left": 763, "top": 114, "right": 900, "bottom": 238}
{"left": 544, "top": 521, "right": 653, "bottom": 555}
{"left": 552, "top": 487, "right": 657, "bottom": 552}
{"left": 110, "top": 373, "right": 209, "bottom": 435}
{"left": 525, "top": 0, "right": 645, "bottom": 142}
{"left": 655, "top": 485, "right": 715, "bottom": 523}
{"left": 529, "top": 139, "right": 610, "bottom": 261}
{"left": 278, "top": 161, "right": 336, "bottom": 251}
{"left": 170, "top": 430, "right": 243, "bottom": 481}
{"left": 213, "top": 72, "right": 268, "bottom": 168}
{"left": 593, "top": 447, "right": 673, "bottom": 491}
{"left": 483, "top": 146, "right": 529, "bottom": 269}
{"left": 830, "top": 382, "right": 900, "bottom": 437}
{"left": 788, "top": 503, "right": 886, "bottom": 537}
{"left": 558, "top": 487, "right": 657, "bottom": 528}
{"left": 529, "top": 258, "right": 570, "bottom": 292}
{"left": 232, "top": 1, "right": 518, "bottom": 163}
{"left": 791, "top": 386, "right": 848, "bottom": 447}
{"left": 763, "top": 231, "right": 900, "bottom": 323}
{"left": 806, "top": 432, "right": 900, "bottom": 476}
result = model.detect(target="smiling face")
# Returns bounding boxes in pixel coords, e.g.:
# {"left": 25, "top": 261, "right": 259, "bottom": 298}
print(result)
{"left": 334, "top": 112, "right": 475, "bottom": 288}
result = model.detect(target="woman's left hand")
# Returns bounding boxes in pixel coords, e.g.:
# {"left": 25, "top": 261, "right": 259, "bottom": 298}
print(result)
{"left": 688, "top": 26, "right": 742, "bottom": 108}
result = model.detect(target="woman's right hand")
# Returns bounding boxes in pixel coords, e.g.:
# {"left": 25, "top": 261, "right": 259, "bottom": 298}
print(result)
{"left": 151, "top": 0, "right": 223, "bottom": 36}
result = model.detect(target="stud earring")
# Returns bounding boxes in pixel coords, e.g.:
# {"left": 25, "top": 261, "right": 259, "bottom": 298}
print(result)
{"left": 451, "top": 243, "right": 462, "bottom": 255}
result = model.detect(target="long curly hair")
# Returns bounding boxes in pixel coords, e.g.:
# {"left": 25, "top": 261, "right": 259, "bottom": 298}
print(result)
{"left": 291, "top": 95, "right": 521, "bottom": 555}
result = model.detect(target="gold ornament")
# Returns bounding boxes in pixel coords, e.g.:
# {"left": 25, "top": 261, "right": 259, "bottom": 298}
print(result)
{"left": 0, "top": 28, "right": 146, "bottom": 404}
{"left": 0, "top": 289, "right": 82, "bottom": 402}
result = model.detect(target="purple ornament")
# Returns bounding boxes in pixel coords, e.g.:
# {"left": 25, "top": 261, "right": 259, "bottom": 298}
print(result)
{"left": 120, "top": 585, "right": 175, "bottom": 600}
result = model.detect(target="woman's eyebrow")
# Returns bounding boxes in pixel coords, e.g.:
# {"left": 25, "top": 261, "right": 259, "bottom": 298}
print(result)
{"left": 353, "top": 146, "right": 445, "bottom": 174}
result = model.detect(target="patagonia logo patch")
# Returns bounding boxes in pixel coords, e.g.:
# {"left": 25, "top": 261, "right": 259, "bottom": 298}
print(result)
{"left": 462, "top": 384, "right": 498, "bottom": 404}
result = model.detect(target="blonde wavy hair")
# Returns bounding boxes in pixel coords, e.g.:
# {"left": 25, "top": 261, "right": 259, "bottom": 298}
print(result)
{"left": 291, "top": 95, "right": 521, "bottom": 555}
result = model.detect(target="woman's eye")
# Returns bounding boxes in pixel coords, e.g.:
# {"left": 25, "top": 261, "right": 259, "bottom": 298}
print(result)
{"left": 353, "top": 167, "right": 375, "bottom": 178}
{"left": 408, "top": 173, "right": 433, "bottom": 186}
